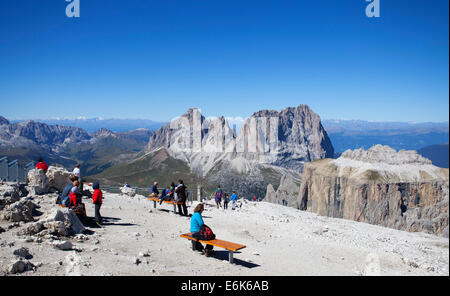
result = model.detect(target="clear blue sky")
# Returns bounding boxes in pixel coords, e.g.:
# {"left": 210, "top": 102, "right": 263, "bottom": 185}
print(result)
{"left": 0, "top": 0, "right": 448, "bottom": 122}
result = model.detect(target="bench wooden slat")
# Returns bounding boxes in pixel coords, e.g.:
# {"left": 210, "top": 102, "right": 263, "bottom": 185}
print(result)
{"left": 147, "top": 197, "right": 183, "bottom": 205}
{"left": 180, "top": 233, "right": 246, "bottom": 252}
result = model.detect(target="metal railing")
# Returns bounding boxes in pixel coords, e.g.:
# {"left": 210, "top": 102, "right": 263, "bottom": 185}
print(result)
{"left": 0, "top": 156, "right": 35, "bottom": 183}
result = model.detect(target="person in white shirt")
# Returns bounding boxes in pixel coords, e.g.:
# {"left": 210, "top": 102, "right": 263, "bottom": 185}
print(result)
{"left": 73, "top": 164, "right": 82, "bottom": 191}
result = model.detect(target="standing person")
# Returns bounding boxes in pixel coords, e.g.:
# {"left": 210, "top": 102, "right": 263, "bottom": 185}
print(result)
{"left": 168, "top": 182, "right": 176, "bottom": 200}
{"left": 230, "top": 191, "right": 238, "bottom": 210}
{"left": 150, "top": 182, "right": 159, "bottom": 197}
{"left": 223, "top": 192, "right": 229, "bottom": 210}
{"left": 35, "top": 158, "right": 48, "bottom": 172}
{"left": 73, "top": 164, "right": 83, "bottom": 191}
{"left": 214, "top": 185, "right": 223, "bottom": 209}
{"left": 190, "top": 203, "right": 214, "bottom": 256}
{"left": 92, "top": 182, "right": 103, "bottom": 226}
{"left": 175, "top": 179, "right": 188, "bottom": 216}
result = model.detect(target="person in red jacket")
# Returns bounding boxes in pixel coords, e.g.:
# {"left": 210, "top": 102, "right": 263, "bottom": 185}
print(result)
{"left": 35, "top": 158, "right": 48, "bottom": 172}
{"left": 69, "top": 186, "right": 79, "bottom": 207}
{"left": 92, "top": 182, "right": 103, "bottom": 226}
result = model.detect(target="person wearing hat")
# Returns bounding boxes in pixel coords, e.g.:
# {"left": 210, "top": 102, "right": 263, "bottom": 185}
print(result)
{"left": 92, "top": 182, "right": 103, "bottom": 226}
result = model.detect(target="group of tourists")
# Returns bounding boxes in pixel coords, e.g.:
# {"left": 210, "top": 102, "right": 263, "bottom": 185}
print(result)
{"left": 35, "top": 157, "right": 245, "bottom": 258}
{"left": 35, "top": 159, "right": 103, "bottom": 227}
{"left": 150, "top": 179, "right": 189, "bottom": 216}
{"left": 213, "top": 185, "right": 239, "bottom": 210}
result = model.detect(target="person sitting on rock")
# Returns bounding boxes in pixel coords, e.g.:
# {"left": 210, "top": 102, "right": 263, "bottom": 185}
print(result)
{"left": 68, "top": 183, "right": 86, "bottom": 218}
{"left": 56, "top": 174, "right": 78, "bottom": 204}
{"left": 35, "top": 158, "right": 48, "bottom": 172}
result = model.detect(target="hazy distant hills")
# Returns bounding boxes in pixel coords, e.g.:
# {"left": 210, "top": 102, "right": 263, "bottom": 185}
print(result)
{"left": 322, "top": 119, "right": 449, "bottom": 153}
{"left": 418, "top": 143, "right": 449, "bottom": 168}
{"left": 10, "top": 118, "right": 165, "bottom": 133}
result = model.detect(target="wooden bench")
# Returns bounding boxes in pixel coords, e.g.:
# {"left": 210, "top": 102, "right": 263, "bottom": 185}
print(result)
{"left": 180, "top": 233, "right": 246, "bottom": 263}
{"left": 147, "top": 196, "right": 183, "bottom": 214}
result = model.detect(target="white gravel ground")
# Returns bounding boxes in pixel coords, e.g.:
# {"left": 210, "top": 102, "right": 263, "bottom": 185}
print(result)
{"left": 0, "top": 190, "right": 448, "bottom": 276}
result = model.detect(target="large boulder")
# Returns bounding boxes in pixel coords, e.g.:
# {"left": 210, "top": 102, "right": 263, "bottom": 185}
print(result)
{"left": 42, "top": 208, "right": 85, "bottom": 235}
{"left": 0, "top": 182, "right": 24, "bottom": 210}
{"left": 27, "top": 169, "right": 49, "bottom": 195}
{"left": 120, "top": 186, "right": 136, "bottom": 197}
{"left": 0, "top": 198, "right": 37, "bottom": 222}
{"left": 46, "top": 166, "right": 73, "bottom": 192}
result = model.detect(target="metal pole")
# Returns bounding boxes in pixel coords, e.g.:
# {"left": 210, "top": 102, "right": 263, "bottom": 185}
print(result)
{"left": 229, "top": 251, "right": 234, "bottom": 264}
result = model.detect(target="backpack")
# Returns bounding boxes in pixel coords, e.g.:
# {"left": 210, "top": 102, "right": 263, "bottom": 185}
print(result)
{"left": 199, "top": 224, "right": 216, "bottom": 240}
{"left": 216, "top": 189, "right": 222, "bottom": 198}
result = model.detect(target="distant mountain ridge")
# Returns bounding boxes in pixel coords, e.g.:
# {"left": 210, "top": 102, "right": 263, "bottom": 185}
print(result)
{"left": 10, "top": 118, "right": 166, "bottom": 133}
{"left": 322, "top": 119, "right": 449, "bottom": 153}
{"left": 0, "top": 117, "right": 152, "bottom": 176}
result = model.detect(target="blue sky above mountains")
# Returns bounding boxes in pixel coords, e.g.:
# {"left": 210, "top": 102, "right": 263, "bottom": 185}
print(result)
{"left": 0, "top": 0, "right": 448, "bottom": 122}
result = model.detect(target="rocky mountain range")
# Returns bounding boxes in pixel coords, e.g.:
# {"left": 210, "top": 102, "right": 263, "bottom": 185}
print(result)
{"left": 92, "top": 105, "right": 333, "bottom": 196}
{"left": 0, "top": 118, "right": 151, "bottom": 176}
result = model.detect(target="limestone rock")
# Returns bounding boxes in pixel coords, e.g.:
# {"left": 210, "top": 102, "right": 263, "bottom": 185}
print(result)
{"left": 17, "top": 222, "right": 44, "bottom": 236}
{"left": 42, "top": 208, "right": 85, "bottom": 235}
{"left": 27, "top": 169, "right": 49, "bottom": 195}
{"left": 297, "top": 145, "right": 449, "bottom": 236}
{"left": 52, "top": 240, "right": 73, "bottom": 250}
{"left": 46, "top": 166, "right": 73, "bottom": 192}
{"left": 0, "top": 182, "right": 22, "bottom": 211}
{"left": 1, "top": 198, "right": 37, "bottom": 222}
{"left": 120, "top": 186, "right": 136, "bottom": 197}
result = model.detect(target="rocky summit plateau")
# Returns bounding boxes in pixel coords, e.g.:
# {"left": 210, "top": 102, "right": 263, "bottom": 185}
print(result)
{"left": 265, "top": 145, "right": 449, "bottom": 237}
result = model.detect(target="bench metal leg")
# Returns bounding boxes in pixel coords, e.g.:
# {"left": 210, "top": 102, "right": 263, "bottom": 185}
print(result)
{"left": 229, "top": 251, "right": 234, "bottom": 264}
{"left": 174, "top": 204, "right": 177, "bottom": 214}
{"left": 153, "top": 201, "right": 156, "bottom": 208}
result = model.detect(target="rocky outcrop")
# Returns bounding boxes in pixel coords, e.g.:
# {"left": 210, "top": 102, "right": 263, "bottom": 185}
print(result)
{"left": 120, "top": 186, "right": 136, "bottom": 197}
{"left": 46, "top": 166, "right": 73, "bottom": 192}
{"left": 297, "top": 145, "right": 449, "bottom": 236}
{"left": 264, "top": 175, "right": 302, "bottom": 207}
{"left": 27, "top": 169, "right": 49, "bottom": 195}
{"left": 0, "top": 198, "right": 37, "bottom": 222}
{"left": 17, "top": 207, "right": 85, "bottom": 237}
{"left": 0, "top": 182, "right": 28, "bottom": 211}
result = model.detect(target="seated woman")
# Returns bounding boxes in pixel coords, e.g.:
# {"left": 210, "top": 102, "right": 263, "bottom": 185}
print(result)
{"left": 190, "top": 203, "right": 214, "bottom": 256}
